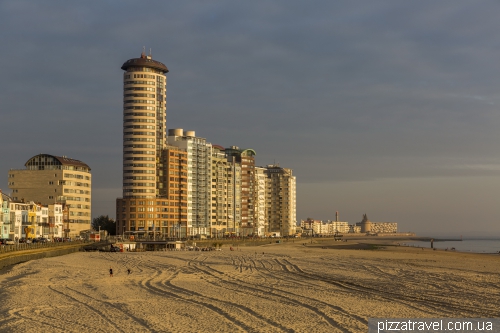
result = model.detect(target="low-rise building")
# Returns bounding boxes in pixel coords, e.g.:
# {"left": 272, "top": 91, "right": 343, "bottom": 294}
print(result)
{"left": 327, "top": 221, "right": 350, "bottom": 234}
{"left": 301, "top": 218, "right": 349, "bottom": 235}
{"left": 48, "top": 203, "right": 64, "bottom": 238}
{"left": 8, "top": 201, "right": 28, "bottom": 239}
{"left": 0, "top": 191, "right": 12, "bottom": 239}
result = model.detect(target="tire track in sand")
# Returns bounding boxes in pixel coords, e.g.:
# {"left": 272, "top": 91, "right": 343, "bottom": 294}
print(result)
{"left": 280, "top": 258, "right": 494, "bottom": 317}
{"left": 138, "top": 264, "right": 255, "bottom": 332}
{"left": 140, "top": 256, "right": 292, "bottom": 332}
{"left": 192, "top": 257, "right": 357, "bottom": 333}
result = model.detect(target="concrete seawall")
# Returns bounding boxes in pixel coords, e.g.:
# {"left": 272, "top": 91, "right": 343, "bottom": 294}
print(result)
{"left": 0, "top": 245, "right": 83, "bottom": 271}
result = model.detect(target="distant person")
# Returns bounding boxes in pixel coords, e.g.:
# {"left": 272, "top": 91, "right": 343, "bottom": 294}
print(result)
{"left": 109, "top": 267, "right": 113, "bottom": 277}
{"left": 127, "top": 268, "right": 131, "bottom": 275}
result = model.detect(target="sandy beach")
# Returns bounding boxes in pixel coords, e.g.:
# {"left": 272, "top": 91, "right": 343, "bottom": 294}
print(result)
{"left": 0, "top": 240, "right": 499, "bottom": 332}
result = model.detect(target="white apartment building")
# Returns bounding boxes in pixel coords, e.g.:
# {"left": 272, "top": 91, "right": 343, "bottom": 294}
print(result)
{"left": 327, "top": 221, "right": 350, "bottom": 234}
{"left": 167, "top": 129, "right": 212, "bottom": 236}
{"left": 10, "top": 202, "right": 28, "bottom": 239}
{"left": 210, "top": 146, "right": 236, "bottom": 237}
{"left": 301, "top": 219, "right": 350, "bottom": 235}
{"left": 300, "top": 219, "right": 318, "bottom": 236}
{"left": 0, "top": 191, "right": 11, "bottom": 239}
{"left": 254, "top": 167, "right": 267, "bottom": 236}
{"left": 48, "top": 203, "right": 64, "bottom": 238}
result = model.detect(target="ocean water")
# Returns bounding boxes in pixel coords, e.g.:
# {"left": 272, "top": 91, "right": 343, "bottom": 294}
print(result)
{"left": 405, "top": 239, "right": 500, "bottom": 254}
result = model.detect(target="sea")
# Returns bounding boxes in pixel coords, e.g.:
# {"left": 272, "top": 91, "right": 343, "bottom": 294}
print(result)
{"left": 405, "top": 239, "right": 500, "bottom": 254}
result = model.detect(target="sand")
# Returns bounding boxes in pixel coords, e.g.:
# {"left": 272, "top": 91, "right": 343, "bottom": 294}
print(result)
{"left": 0, "top": 240, "right": 499, "bottom": 332}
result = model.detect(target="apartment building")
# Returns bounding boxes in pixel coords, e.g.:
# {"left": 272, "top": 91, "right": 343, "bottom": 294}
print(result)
{"left": 118, "top": 52, "right": 193, "bottom": 238}
{"left": 8, "top": 154, "right": 91, "bottom": 236}
{"left": 121, "top": 50, "right": 168, "bottom": 198}
{"left": 210, "top": 145, "right": 229, "bottom": 237}
{"left": 116, "top": 145, "right": 188, "bottom": 238}
{"left": 264, "top": 165, "right": 296, "bottom": 236}
{"left": 225, "top": 147, "right": 256, "bottom": 236}
{"left": 167, "top": 129, "right": 212, "bottom": 236}
{"left": 253, "top": 167, "right": 267, "bottom": 236}
{"left": 301, "top": 219, "right": 321, "bottom": 235}
{"left": 116, "top": 51, "right": 298, "bottom": 239}
{"left": 327, "top": 221, "right": 350, "bottom": 234}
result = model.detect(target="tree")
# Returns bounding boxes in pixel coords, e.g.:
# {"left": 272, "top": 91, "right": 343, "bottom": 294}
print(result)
{"left": 92, "top": 215, "right": 116, "bottom": 235}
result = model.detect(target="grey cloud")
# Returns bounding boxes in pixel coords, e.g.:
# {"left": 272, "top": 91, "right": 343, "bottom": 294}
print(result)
{"left": 2, "top": 0, "right": 500, "bottom": 235}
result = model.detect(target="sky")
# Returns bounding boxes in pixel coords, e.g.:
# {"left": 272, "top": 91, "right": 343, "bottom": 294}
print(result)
{"left": 1, "top": 1, "right": 500, "bottom": 237}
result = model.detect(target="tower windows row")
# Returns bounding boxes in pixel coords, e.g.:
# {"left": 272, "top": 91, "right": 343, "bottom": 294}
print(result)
{"left": 124, "top": 80, "right": 155, "bottom": 85}
{"left": 124, "top": 106, "right": 156, "bottom": 111}
{"left": 124, "top": 138, "right": 156, "bottom": 142}
{"left": 124, "top": 112, "right": 156, "bottom": 117}
{"left": 124, "top": 93, "right": 156, "bottom": 98}
{"left": 133, "top": 74, "right": 156, "bottom": 79}
{"left": 124, "top": 131, "right": 155, "bottom": 136}
{"left": 124, "top": 100, "right": 156, "bottom": 104}
{"left": 124, "top": 119, "right": 156, "bottom": 124}
{"left": 124, "top": 87, "right": 155, "bottom": 92}
{"left": 124, "top": 144, "right": 156, "bottom": 149}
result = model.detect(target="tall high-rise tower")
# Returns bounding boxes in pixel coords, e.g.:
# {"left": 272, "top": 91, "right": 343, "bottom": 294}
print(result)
{"left": 117, "top": 52, "right": 188, "bottom": 238}
{"left": 121, "top": 51, "right": 168, "bottom": 198}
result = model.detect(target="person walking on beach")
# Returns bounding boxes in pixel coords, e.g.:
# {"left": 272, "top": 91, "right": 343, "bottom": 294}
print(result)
{"left": 109, "top": 267, "right": 113, "bottom": 277}
{"left": 127, "top": 268, "right": 131, "bottom": 275}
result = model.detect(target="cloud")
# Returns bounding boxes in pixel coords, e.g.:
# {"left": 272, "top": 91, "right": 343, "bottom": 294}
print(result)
{"left": 1, "top": 1, "right": 500, "bottom": 235}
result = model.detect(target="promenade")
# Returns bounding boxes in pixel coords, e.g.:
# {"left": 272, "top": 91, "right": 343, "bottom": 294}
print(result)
{"left": 0, "top": 241, "right": 87, "bottom": 270}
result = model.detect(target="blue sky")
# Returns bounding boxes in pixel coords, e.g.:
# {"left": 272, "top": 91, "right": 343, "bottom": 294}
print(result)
{"left": 1, "top": 1, "right": 500, "bottom": 237}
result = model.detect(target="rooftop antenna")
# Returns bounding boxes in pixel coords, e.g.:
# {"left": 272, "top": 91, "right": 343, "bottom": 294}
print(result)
{"left": 141, "top": 46, "right": 146, "bottom": 58}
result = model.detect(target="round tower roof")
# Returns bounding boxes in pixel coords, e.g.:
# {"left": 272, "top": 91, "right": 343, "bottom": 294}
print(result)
{"left": 121, "top": 53, "right": 169, "bottom": 73}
